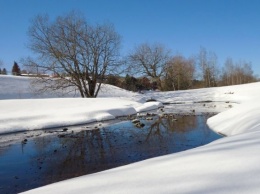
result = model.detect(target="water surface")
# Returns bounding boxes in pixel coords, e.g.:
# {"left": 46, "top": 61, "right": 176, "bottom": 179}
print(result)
{"left": 0, "top": 114, "right": 221, "bottom": 193}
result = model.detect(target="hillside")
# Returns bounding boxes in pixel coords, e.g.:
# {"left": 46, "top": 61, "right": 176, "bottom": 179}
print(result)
{"left": 0, "top": 75, "right": 139, "bottom": 100}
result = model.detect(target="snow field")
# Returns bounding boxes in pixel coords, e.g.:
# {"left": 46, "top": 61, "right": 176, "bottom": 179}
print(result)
{"left": 1, "top": 75, "right": 260, "bottom": 193}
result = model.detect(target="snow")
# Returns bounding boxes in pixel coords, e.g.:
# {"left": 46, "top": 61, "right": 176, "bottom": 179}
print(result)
{"left": 207, "top": 101, "right": 260, "bottom": 136}
{"left": 0, "top": 75, "right": 162, "bottom": 134}
{"left": 1, "top": 75, "right": 260, "bottom": 193}
{"left": 0, "top": 98, "right": 139, "bottom": 134}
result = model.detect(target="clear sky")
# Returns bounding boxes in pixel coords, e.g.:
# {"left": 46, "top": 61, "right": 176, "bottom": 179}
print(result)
{"left": 1, "top": 0, "right": 260, "bottom": 76}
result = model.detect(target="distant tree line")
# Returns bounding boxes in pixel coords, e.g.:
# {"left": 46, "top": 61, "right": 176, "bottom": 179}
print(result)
{"left": 0, "top": 61, "right": 24, "bottom": 76}
{"left": 111, "top": 45, "right": 257, "bottom": 92}
{"left": 0, "top": 59, "right": 7, "bottom": 75}
{"left": 0, "top": 68, "right": 7, "bottom": 75}
{"left": 9, "top": 11, "right": 257, "bottom": 97}
{"left": 220, "top": 58, "right": 255, "bottom": 86}
{"left": 105, "top": 74, "right": 158, "bottom": 92}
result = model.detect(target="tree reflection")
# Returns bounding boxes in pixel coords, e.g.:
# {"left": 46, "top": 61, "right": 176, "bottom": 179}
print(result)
{"left": 16, "top": 114, "right": 220, "bottom": 191}
{"left": 145, "top": 115, "right": 197, "bottom": 141}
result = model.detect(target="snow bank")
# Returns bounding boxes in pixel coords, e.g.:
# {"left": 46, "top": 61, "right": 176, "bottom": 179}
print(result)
{"left": 0, "top": 98, "right": 162, "bottom": 134}
{"left": 135, "top": 101, "right": 163, "bottom": 112}
{"left": 0, "top": 76, "right": 162, "bottom": 134}
{"left": 207, "top": 101, "right": 260, "bottom": 136}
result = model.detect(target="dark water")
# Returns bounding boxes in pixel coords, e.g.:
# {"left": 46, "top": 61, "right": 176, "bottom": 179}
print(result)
{"left": 0, "top": 114, "right": 221, "bottom": 194}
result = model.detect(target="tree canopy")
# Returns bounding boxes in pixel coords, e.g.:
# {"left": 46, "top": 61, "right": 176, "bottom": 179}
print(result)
{"left": 127, "top": 43, "right": 171, "bottom": 90}
{"left": 27, "top": 12, "right": 121, "bottom": 97}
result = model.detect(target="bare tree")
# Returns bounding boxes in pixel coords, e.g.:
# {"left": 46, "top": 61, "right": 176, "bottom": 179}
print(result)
{"left": 198, "top": 47, "right": 219, "bottom": 87}
{"left": 21, "top": 57, "right": 41, "bottom": 75}
{"left": 27, "top": 12, "right": 121, "bottom": 97}
{"left": 221, "top": 57, "right": 234, "bottom": 85}
{"left": 164, "top": 55, "right": 195, "bottom": 91}
{"left": 220, "top": 58, "right": 256, "bottom": 86}
{"left": 127, "top": 43, "right": 171, "bottom": 90}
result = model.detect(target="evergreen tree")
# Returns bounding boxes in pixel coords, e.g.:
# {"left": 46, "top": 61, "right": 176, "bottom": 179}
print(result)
{"left": 2, "top": 68, "right": 7, "bottom": 75}
{"left": 124, "top": 74, "right": 138, "bottom": 91}
{"left": 12, "top": 61, "right": 21, "bottom": 76}
{"left": 0, "top": 68, "right": 2, "bottom": 74}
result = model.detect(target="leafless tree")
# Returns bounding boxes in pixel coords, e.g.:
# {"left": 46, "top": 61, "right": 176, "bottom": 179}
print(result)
{"left": 21, "top": 57, "right": 41, "bottom": 75}
{"left": 127, "top": 43, "right": 171, "bottom": 90}
{"left": 220, "top": 58, "right": 256, "bottom": 85}
{"left": 27, "top": 12, "right": 121, "bottom": 97}
{"left": 221, "top": 57, "right": 234, "bottom": 85}
{"left": 198, "top": 47, "right": 219, "bottom": 87}
{"left": 164, "top": 55, "right": 195, "bottom": 90}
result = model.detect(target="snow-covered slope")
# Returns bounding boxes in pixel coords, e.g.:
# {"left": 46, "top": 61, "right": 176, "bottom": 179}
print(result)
{"left": 0, "top": 75, "right": 139, "bottom": 99}
{"left": 0, "top": 76, "right": 161, "bottom": 134}
{"left": 0, "top": 75, "right": 37, "bottom": 99}
{"left": 143, "top": 81, "right": 260, "bottom": 104}
{"left": 207, "top": 100, "right": 260, "bottom": 136}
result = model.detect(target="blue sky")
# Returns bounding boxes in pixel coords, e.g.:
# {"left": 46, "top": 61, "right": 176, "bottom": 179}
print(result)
{"left": 1, "top": 0, "right": 260, "bottom": 76}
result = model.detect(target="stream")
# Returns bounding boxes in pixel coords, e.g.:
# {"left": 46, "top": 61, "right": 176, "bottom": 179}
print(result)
{"left": 0, "top": 112, "right": 221, "bottom": 194}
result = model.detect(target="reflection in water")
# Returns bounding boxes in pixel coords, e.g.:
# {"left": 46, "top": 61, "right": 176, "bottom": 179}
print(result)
{"left": 0, "top": 114, "right": 221, "bottom": 194}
